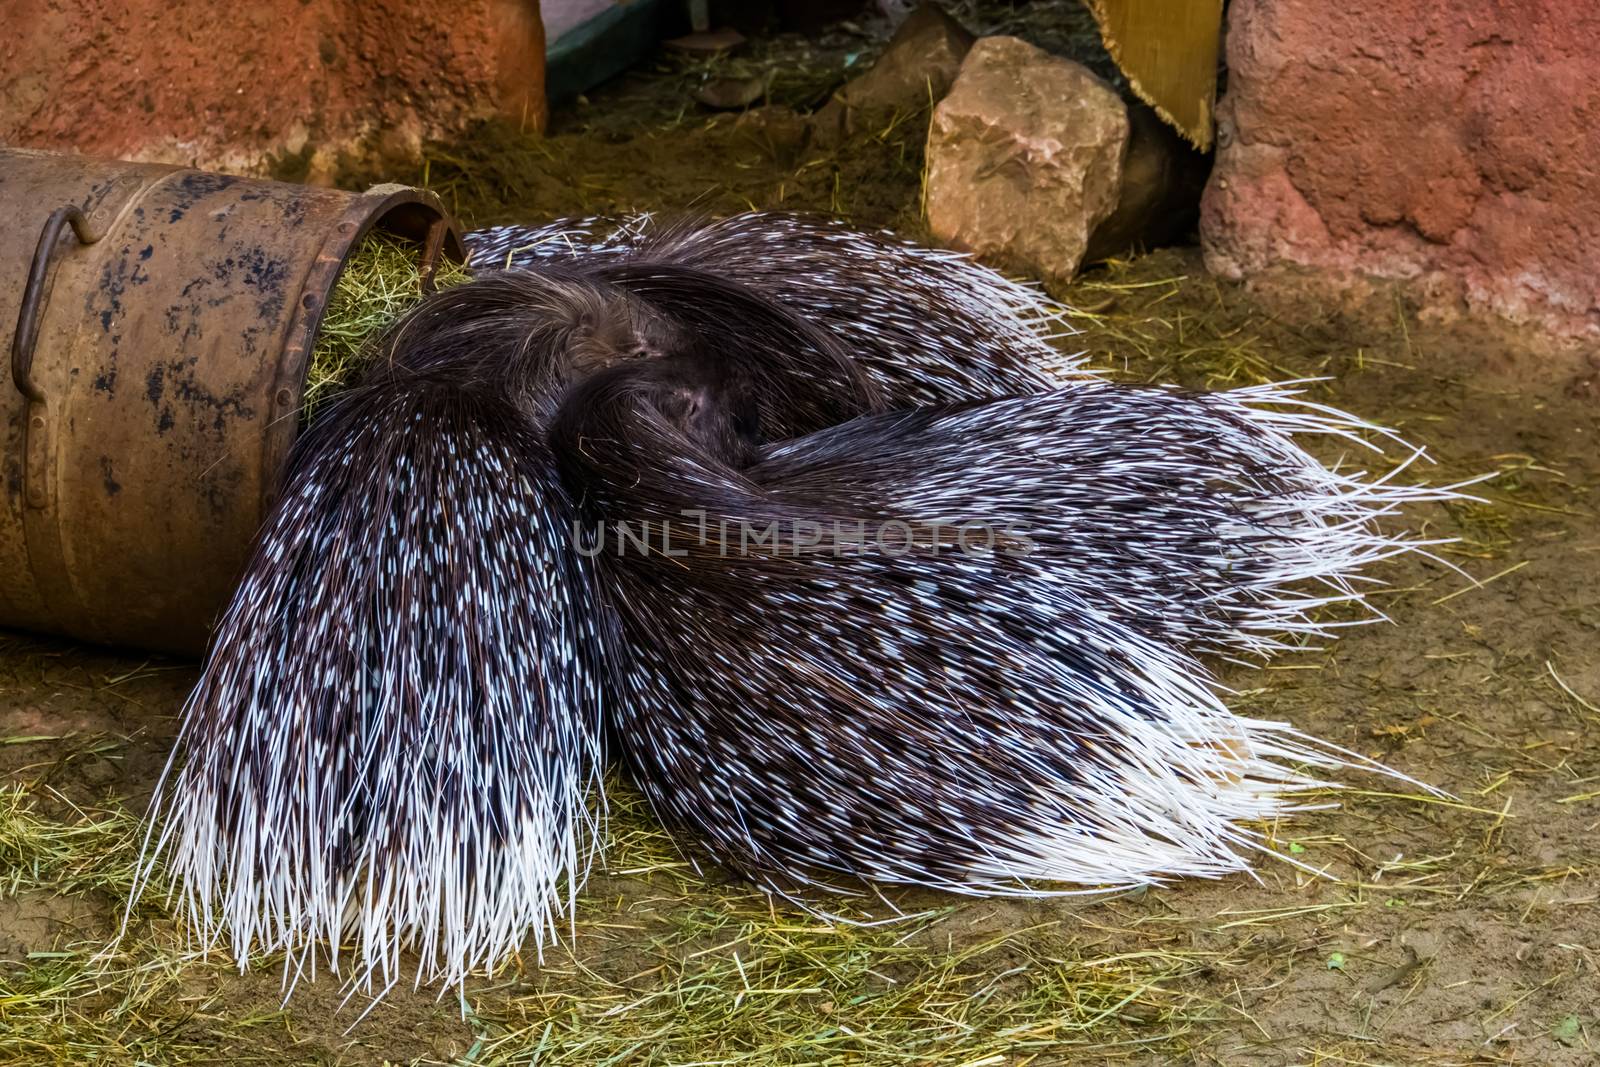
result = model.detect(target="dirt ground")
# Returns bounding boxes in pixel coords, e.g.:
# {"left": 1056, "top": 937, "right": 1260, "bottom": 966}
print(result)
{"left": 3, "top": 4, "right": 1597, "bottom": 1065}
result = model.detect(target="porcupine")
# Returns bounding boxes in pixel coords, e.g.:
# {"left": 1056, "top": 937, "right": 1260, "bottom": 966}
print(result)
{"left": 547, "top": 313, "right": 1460, "bottom": 896}
{"left": 131, "top": 269, "right": 673, "bottom": 998}
{"left": 529, "top": 215, "right": 1467, "bottom": 895}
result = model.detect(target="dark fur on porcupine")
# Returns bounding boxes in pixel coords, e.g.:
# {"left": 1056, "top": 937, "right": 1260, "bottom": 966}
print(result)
{"left": 469, "top": 211, "right": 1084, "bottom": 404}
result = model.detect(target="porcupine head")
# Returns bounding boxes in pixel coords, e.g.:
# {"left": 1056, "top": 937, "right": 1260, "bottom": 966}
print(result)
{"left": 564, "top": 292, "right": 763, "bottom": 470}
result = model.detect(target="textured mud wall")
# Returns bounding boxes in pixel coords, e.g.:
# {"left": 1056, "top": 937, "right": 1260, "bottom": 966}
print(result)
{"left": 0, "top": 0, "right": 545, "bottom": 181}
{"left": 1202, "top": 0, "right": 1600, "bottom": 348}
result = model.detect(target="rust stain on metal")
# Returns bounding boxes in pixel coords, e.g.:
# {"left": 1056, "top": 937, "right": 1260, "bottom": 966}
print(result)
{"left": 0, "top": 148, "right": 464, "bottom": 654}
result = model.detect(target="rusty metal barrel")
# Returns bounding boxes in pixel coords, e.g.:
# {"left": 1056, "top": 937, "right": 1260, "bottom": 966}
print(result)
{"left": 1, "top": 147, "right": 465, "bottom": 655}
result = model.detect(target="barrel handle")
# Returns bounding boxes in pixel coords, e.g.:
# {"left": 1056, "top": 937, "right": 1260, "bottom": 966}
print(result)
{"left": 14, "top": 205, "right": 103, "bottom": 511}
{"left": 12, "top": 205, "right": 104, "bottom": 402}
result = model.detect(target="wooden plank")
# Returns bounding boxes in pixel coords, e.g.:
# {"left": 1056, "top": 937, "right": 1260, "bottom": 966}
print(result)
{"left": 1086, "top": 0, "right": 1223, "bottom": 151}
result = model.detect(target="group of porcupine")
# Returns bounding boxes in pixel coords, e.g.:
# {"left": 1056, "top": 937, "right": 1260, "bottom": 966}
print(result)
{"left": 132, "top": 212, "right": 1463, "bottom": 1000}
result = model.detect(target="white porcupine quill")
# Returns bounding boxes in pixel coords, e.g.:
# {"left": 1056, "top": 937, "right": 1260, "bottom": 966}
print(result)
{"left": 129, "top": 411, "right": 608, "bottom": 1006}
{"left": 126, "top": 275, "right": 620, "bottom": 1010}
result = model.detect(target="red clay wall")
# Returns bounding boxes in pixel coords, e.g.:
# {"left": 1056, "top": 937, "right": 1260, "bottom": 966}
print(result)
{"left": 1202, "top": 0, "right": 1600, "bottom": 348}
{"left": 0, "top": 0, "right": 545, "bottom": 181}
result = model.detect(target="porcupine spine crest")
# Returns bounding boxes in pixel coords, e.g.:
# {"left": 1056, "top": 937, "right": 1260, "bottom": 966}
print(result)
{"left": 475, "top": 212, "right": 1472, "bottom": 657}
{"left": 751, "top": 381, "right": 1475, "bottom": 659}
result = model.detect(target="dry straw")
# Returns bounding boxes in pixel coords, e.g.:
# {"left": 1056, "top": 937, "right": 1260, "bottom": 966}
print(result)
{"left": 302, "top": 230, "right": 473, "bottom": 421}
